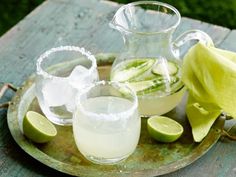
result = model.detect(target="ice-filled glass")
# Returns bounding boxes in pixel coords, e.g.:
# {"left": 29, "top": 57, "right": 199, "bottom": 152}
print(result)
{"left": 73, "top": 81, "right": 140, "bottom": 164}
{"left": 35, "top": 46, "right": 99, "bottom": 126}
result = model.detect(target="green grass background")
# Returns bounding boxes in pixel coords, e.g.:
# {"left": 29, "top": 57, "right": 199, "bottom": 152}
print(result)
{"left": 1, "top": 0, "right": 236, "bottom": 36}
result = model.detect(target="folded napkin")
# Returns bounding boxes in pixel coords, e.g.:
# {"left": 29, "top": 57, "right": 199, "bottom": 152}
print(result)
{"left": 182, "top": 43, "right": 236, "bottom": 142}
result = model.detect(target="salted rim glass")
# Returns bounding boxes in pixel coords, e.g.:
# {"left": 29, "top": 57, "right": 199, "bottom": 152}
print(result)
{"left": 35, "top": 46, "right": 98, "bottom": 126}
{"left": 73, "top": 80, "right": 140, "bottom": 164}
{"left": 75, "top": 80, "right": 138, "bottom": 121}
{"left": 36, "top": 46, "right": 97, "bottom": 80}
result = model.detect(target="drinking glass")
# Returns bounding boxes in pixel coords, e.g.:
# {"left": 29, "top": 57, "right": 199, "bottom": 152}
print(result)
{"left": 73, "top": 80, "right": 140, "bottom": 164}
{"left": 35, "top": 46, "right": 99, "bottom": 126}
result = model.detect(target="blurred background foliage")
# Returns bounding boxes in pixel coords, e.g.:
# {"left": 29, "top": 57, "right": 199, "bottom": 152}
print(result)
{"left": 0, "top": 0, "right": 43, "bottom": 35}
{"left": 1, "top": 0, "right": 236, "bottom": 36}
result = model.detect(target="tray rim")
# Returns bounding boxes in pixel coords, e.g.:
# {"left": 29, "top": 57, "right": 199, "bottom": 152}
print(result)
{"left": 7, "top": 53, "right": 225, "bottom": 177}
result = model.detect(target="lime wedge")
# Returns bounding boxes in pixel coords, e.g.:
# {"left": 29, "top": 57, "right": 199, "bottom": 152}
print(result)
{"left": 23, "top": 111, "right": 57, "bottom": 143}
{"left": 111, "top": 59, "right": 155, "bottom": 82}
{"left": 147, "top": 116, "right": 183, "bottom": 143}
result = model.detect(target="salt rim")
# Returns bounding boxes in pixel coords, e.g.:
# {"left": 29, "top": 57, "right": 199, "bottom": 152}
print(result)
{"left": 36, "top": 46, "right": 97, "bottom": 79}
{"left": 75, "top": 80, "right": 138, "bottom": 122}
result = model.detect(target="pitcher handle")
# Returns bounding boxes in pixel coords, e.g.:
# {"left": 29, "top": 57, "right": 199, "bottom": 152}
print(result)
{"left": 172, "top": 30, "right": 214, "bottom": 59}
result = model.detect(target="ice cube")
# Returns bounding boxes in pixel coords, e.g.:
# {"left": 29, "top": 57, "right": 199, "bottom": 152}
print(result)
{"left": 69, "top": 65, "right": 89, "bottom": 81}
{"left": 65, "top": 87, "right": 78, "bottom": 112}
{"left": 68, "top": 65, "right": 89, "bottom": 89}
{"left": 42, "top": 79, "right": 73, "bottom": 107}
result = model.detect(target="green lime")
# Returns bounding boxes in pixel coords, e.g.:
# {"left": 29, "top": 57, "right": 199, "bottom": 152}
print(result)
{"left": 23, "top": 111, "right": 57, "bottom": 143}
{"left": 147, "top": 116, "right": 183, "bottom": 143}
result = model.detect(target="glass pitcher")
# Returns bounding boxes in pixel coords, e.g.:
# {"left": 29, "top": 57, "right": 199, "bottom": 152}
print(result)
{"left": 109, "top": 1, "right": 213, "bottom": 116}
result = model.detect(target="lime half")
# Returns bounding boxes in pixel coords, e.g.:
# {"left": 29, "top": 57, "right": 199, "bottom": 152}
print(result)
{"left": 23, "top": 111, "right": 57, "bottom": 143}
{"left": 147, "top": 116, "right": 183, "bottom": 143}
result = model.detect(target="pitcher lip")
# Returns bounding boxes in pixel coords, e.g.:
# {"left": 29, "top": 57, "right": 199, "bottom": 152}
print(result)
{"left": 111, "top": 1, "right": 181, "bottom": 34}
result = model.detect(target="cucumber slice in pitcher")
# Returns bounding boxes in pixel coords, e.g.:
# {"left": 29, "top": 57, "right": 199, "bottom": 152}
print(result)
{"left": 152, "top": 61, "right": 178, "bottom": 76}
{"left": 111, "top": 59, "right": 155, "bottom": 82}
{"left": 128, "top": 76, "right": 179, "bottom": 95}
{"left": 142, "top": 77, "right": 179, "bottom": 95}
{"left": 127, "top": 80, "right": 157, "bottom": 93}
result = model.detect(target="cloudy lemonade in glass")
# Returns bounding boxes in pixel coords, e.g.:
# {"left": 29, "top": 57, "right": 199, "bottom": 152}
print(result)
{"left": 73, "top": 81, "right": 140, "bottom": 164}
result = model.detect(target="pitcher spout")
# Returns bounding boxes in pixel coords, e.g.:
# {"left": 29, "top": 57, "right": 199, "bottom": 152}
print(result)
{"left": 109, "top": 3, "right": 135, "bottom": 34}
{"left": 109, "top": 10, "right": 128, "bottom": 33}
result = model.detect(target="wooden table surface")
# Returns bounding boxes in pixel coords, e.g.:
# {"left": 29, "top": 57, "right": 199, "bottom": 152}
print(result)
{"left": 0, "top": 0, "right": 236, "bottom": 176}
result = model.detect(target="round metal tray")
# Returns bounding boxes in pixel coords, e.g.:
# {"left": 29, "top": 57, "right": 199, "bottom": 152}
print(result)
{"left": 6, "top": 54, "right": 224, "bottom": 177}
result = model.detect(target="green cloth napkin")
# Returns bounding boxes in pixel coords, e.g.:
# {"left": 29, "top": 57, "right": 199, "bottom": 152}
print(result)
{"left": 182, "top": 43, "right": 236, "bottom": 142}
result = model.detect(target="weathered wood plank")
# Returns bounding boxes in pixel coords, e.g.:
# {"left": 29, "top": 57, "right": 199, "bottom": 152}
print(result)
{"left": 175, "top": 17, "right": 230, "bottom": 46}
{"left": 219, "top": 30, "right": 236, "bottom": 51}
{"left": 0, "top": 0, "right": 117, "bottom": 85}
{"left": 0, "top": 0, "right": 234, "bottom": 177}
